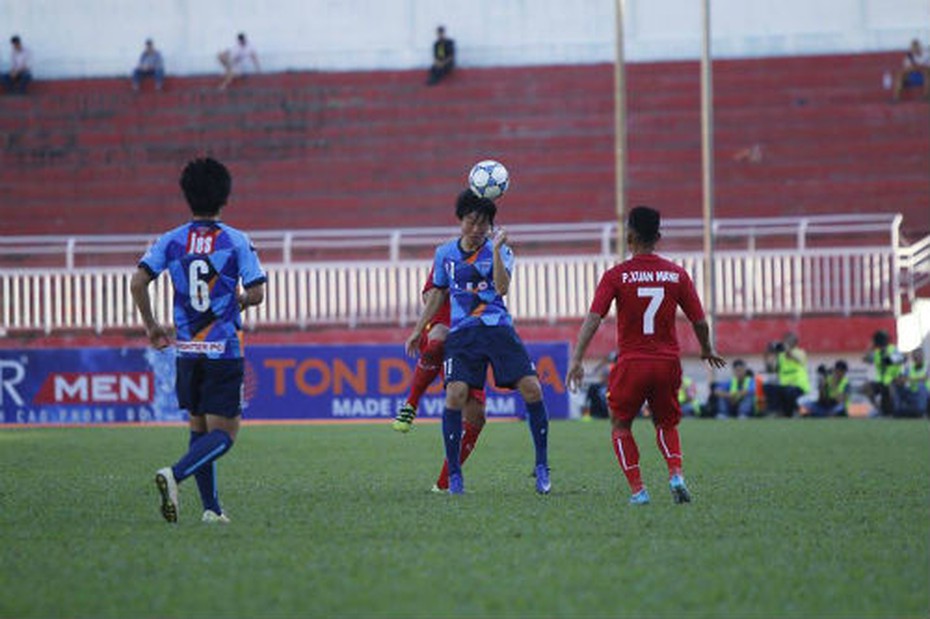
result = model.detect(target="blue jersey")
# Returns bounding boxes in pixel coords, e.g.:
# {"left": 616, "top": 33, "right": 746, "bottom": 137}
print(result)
{"left": 139, "top": 220, "right": 266, "bottom": 359}
{"left": 432, "top": 237, "right": 515, "bottom": 332}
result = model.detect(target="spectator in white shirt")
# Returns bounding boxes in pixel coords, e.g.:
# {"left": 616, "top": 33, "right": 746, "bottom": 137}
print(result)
{"left": 217, "top": 32, "right": 260, "bottom": 91}
{"left": 2, "top": 35, "right": 32, "bottom": 94}
{"left": 891, "top": 39, "right": 930, "bottom": 102}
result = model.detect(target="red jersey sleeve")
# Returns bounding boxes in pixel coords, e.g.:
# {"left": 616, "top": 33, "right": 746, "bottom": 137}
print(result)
{"left": 422, "top": 265, "right": 451, "bottom": 328}
{"left": 676, "top": 267, "right": 705, "bottom": 323}
{"left": 589, "top": 269, "right": 619, "bottom": 317}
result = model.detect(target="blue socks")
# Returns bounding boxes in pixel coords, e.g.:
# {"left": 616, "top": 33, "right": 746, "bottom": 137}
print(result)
{"left": 173, "top": 429, "right": 233, "bottom": 485}
{"left": 442, "top": 407, "right": 463, "bottom": 477}
{"left": 526, "top": 400, "right": 549, "bottom": 466}
{"left": 188, "top": 430, "right": 221, "bottom": 514}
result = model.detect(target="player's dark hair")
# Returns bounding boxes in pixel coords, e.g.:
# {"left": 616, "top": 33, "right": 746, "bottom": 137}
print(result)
{"left": 872, "top": 330, "right": 889, "bottom": 347}
{"left": 11, "top": 35, "right": 21, "bottom": 45}
{"left": 834, "top": 360, "right": 848, "bottom": 372}
{"left": 180, "top": 157, "right": 232, "bottom": 216}
{"left": 628, "top": 205, "right": 661, "bottom": 244}
{"left": 732, "top": 359, "right": 745, "bottom": 368}
{"left": 455, "top": 189, "right": 496, "bottom": 226}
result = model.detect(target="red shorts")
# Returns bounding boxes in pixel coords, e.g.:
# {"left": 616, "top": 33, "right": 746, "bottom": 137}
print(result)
{"left": 607, "top": 357, "right": 682, "bottom": 427}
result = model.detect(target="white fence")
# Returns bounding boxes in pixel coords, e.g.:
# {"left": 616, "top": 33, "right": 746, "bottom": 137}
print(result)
{"left": 0, "top": 247, "right": 901, "bottom": 335}
{"left": 1, "top": 214, "right": 926, "bottom": 335}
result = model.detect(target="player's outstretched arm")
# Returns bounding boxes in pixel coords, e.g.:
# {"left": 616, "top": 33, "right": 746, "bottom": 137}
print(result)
{"left": 404, "top": 287, "right": 447, "bottom": 357}
{"left": 691, "top": 319, "right": 726, "bottom": 368}
{"left": 566, "top": 312, "right": 603, "bottom": 392}
{"left": 129, "top": 267, "right": 172, "bottom": 350}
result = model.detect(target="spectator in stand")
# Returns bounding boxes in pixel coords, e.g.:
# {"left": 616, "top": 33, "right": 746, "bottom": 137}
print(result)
{"left": 889, "top": 39, "right": 930, "bottom": 102}
{"left": 2, "top": 35, "right": 32, "bottom": 94}
{"left": 894, "top": 348, "right": 928, "bottom": 418}
{"left": 762, "top": 333, "right": 810, "bottom": 417}
{"left": 863, "top": 330, "right": 905, "bottom": 417}
{"left": 132, "top": 39, "right": 165, "bottom": 92}
{"left": 426, "top": 26, "right": 455, "bottom": 86}
{"left": 713, "top": 359, "right": 756, "bottom": 419}
{"left": 218, "top": 32, "right": 260, "bottom": 91}
{"left": 799, "top": 360, "right": 851, "bottom": 418}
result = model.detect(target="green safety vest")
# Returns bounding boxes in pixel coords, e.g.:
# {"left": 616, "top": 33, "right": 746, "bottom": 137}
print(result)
{"left": 678, "top": 376, "right": 694, "bottom": 404}
{"left": 825, "top": 375, "right": 850, "bottom": 406}
{"left": 778, "top": 350, "right": 810, "bottom": 393}
{"left": 728, "top": 376, "right": 751, "bottom": 394}
{"left": 905, "top": 363, "right": 928, "bottom": 392}
{"left": 872, "top": 345, "right": 903, "bottom": 385}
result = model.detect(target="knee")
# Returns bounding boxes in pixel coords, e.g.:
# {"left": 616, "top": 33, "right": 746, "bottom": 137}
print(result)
{"left": 518, "top": 377, "right": 543, "bottom": 403}
{"left": 445, "top": 382, "right": 469, "bottom": 408}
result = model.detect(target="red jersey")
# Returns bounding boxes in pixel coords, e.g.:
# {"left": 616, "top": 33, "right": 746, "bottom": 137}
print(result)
{"left": 423, "top": 266, "right": 451, "bottom": 328}
{"left": 589, "top": 253, "right": 705, "bottom": 360}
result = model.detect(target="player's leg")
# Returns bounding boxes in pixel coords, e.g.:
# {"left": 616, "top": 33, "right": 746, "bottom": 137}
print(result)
{"left": 184, "top": 412, "right": 224, "bottom": 517}
{"left": 489, "top": 326, "right": 550, "bottom": 494}
{"left": 442, "top": 381, "right": 469, "bottom": 494}
{"left": 515, "top": 374, "right": 551, "bottom": 494}
{"left": 434, "top": 389, "right": 486, "bottom": 491}
{"left": 155, "top": 358, "right": 242, "bottom": 522}
{"left": 648, "top": 360, "right": 690, "bottom": 504}
{"left": 393, "top": 323, "right": 447, "bottom": 432}
{"left": 440, "top": 329, "right": 486, "bottom": 494}
{"left": 606, "top": 359, "right": 648, "bottom": 504}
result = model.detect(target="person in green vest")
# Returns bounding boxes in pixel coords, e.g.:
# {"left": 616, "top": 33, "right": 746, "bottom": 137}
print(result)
{"left": 894, "top": 347, "right": 928, "bottom": 418}
{"left": 713, "top": 359, "right": 755, "bottom": 418}
{"left": 799, "top": 360, "right": 851, "bottom": 417}
{"left": 678, "top": 375, "right": 699, "bottom": 417}
{"left": 863, "top": 330, "right": 905, "bottom": 417}
{"left": 767, "top": 332, "right": 810, "bottom": 416}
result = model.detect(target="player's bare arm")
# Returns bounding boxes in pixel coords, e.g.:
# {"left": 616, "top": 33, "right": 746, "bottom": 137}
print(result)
{"left": 405, "top": 287, "right": 447, "bottom": 356}
{"left": 130, "top": 267, "right": 172, "bottom": 350}
{"left": 566, "top": 312, "right": 604, "bottom": 392}
{"left": 691, "top": 319, "right": 726, "bottom": 368}
{"left": 492, "top": 228, "right": 511, "bottom": 296}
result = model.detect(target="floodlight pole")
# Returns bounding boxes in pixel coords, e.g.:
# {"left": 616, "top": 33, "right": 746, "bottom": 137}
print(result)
{"left": 701, "top": 0, "right": 717, "bottom": 344}
{"left": 614, "top": 0, "right": 628, "bottom": 259}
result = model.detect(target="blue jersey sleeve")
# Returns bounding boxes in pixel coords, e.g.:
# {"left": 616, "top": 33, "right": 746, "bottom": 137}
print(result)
{"left": 236, "top": 232, "right": 266, "bottom": 288}
{"left": 138, "top": 233, "right": 171, "bottom": 277}
{"left": 432, "top": 245, "right": 450, "bottom": 289}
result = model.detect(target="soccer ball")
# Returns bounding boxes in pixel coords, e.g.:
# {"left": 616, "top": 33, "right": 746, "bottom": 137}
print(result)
{"left": 468, "top": 160, "right": 510, "bottom": 200}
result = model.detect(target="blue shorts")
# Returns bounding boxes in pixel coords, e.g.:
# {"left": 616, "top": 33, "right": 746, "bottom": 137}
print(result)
{"left": 176, "top": 357, "right": 244, "bottom": 417}
{"left": 905, "top": 71, "right": 925, "bottom": 87}
{"left": 443, "top": 325, "right": 536, "bottom": 390}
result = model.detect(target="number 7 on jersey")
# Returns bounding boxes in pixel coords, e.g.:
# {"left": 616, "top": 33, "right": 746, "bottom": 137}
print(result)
{"left": 637, "top": 287, "right": 665, "bottom": 335}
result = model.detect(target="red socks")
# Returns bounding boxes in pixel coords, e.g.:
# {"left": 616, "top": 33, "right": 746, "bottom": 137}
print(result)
{"left": 655, "top": 426, "right": 683, "bottom": 477}
{"left": 435, "top": 421, "right": 483, "bottom": 490}
{"left": 406, "top": 339, "right": 444, "bottom": 408}
{"left": 611, "top": 427, "right": 643, "bottom": 493}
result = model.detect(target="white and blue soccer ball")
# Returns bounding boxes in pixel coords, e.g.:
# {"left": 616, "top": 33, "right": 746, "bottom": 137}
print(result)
{"left": 468, "top": 160, "right": 510, "bottom": 200}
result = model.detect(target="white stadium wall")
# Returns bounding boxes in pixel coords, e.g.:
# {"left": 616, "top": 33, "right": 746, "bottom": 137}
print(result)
{"left": 1, "top": 0, "right": 928, "bottom": 79}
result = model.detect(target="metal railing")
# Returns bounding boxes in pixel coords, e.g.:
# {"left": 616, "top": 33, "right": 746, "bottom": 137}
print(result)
{"left": 0, "top": 213, "right": 910, "bottom": 268}
{"left": 0, "top": 246, "right": 901, "bottom": 335}
{"left": 1, "top": 214, "right": 926, "bottom": 335}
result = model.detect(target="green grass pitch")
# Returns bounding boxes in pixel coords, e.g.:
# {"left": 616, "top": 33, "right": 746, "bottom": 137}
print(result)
{"left": 1, "top": 418, "right": 927, "bottom": 618}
